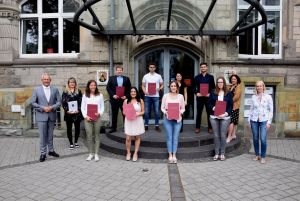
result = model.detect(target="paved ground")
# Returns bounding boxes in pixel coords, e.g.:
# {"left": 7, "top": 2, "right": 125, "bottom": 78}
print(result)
{"left": 0, "top": 134, "right": 299, "bottom": 201}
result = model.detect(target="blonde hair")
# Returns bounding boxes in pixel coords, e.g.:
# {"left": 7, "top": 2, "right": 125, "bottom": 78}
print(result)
{"left": 65, "top": 77, "right": 79, "bottom": 94}
{"left": 254, "top": 80, "right": 266, "bottom": 95}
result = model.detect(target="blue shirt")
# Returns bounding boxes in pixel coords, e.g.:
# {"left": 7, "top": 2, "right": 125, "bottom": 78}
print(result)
{"left": 117, "top": 76, "right": 123, "bottom": 86}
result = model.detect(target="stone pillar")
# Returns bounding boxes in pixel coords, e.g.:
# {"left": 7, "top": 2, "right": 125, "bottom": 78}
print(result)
{"left": 0, "top": 2, "right": 19, "bottom": 63}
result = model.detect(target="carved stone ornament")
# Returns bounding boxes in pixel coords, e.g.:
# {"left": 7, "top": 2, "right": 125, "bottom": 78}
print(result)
{"left": 0, "top": 5, "right": 20, "bottom": 20}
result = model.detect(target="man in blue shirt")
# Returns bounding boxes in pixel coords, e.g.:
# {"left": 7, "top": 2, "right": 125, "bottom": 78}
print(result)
{"left": 106, "top": 66, "right": 131, "bottom": 133}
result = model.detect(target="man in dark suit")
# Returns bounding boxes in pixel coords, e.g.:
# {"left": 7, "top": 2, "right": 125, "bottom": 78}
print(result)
{"left": 106, "top": 65, "right": 131, "bottom": 133}
{"left": 193, "top": 62, "right": 215, "bottom": 134}
{"left": 31, "top": 73, "right": 61, "bottom": 162}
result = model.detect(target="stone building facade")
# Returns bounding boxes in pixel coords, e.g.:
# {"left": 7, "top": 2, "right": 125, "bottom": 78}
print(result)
{"left": 0, "top": 0, "right": 299, "bottom": 137}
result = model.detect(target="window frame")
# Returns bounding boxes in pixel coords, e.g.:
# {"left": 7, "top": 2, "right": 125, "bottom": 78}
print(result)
{"left": 19, "top": 0, "right": 79, "bottom": 58}
{"left": 237, "top": 1, "right": 282, "bottom": 59}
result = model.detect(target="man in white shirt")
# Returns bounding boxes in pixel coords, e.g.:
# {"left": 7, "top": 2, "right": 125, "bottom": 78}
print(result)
{"left": 142, "top": 63, "right": 163, "bottom": 131}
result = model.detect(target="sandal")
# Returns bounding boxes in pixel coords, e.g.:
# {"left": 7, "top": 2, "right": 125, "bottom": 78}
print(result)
{"left": 173, "top": 157, "right": 177, "bottom": 164}
{"left": 126, "top": 153, "right": 131, "bottom": 161}
{"left": 168, "top": 156, "right": 173, "bottom": 163}
{"left": 213, "top": 155, "right": 219, "bottom": 161}
{"left": 220, "top": 155, "right": 225, "bottom": 161}
{"left": 132, "top": 154, "right": 138, "bottom": 162}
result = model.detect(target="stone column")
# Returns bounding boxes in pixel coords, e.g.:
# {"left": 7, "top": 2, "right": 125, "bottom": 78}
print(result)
{"left": 0, "top": 1, "right": 19, "bottom": 63}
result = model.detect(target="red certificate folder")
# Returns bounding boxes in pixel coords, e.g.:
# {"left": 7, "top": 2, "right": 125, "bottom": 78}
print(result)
{"left": 148, "top": 83, "right": 156, "bottom": 95}
{"left": 116, "top": 86, "right": 125, "bottom": 98}
{"left": 199, "top": 83, "right": 209, "bottom": 96}
{"left": 167, "top": 103, "right": 180, "bottom": 120}
{"left": 123, "top": 103, "right": 136, "bottom": 120}
{"left": 214, "top": 101, "right": 227, "bottom": 116}
{"left": 87, "top": 104, "right": 98, "bottom": 121}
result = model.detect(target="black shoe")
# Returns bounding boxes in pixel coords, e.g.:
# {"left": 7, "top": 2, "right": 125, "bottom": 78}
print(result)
{"left": 145, "top": 126, "right": 148, "bottom": 131}
{"left": 155, "top": 126, "right": 161, "bottom": 132}
{"left": 108, "top": 129, "right": 117, "bottom": 133}
{"left": 48, "top": 151, "right": 59, "bottom": 157}
{"left": 39, "top": 154, "right": 46, "bottom": 162}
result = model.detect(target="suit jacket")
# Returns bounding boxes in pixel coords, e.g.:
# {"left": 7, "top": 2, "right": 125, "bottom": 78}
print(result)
{"left": 106, "top": 75, "right": 131, "bottom": 99}
{"left": 31, "top": 85, "right": 61, "bottom": 122}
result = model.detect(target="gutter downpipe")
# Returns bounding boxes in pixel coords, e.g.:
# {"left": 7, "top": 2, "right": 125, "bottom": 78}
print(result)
{"left": 109, "top": 0, "right": 115, "bottom": 74}
{"left": 108, "top": 0, "right": 115, "bottom": 127}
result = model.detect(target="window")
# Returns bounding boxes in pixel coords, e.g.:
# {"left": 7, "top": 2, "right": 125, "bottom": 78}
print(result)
{"left": 20, "top": 0, "right": 80, "bottom": 56}
{"left": 237, "top": 0, "right": 282, "bottom": 59}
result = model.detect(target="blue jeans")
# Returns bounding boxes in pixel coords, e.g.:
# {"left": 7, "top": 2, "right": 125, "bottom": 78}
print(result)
{"left": 250, "top": 120, "right": 267, "bottom": 158}
{"left": 144, "top": 96, "right": 160, "bottom": 126}
{"left": 210, "top": 117, "right": 230, "bottom": 155}
{"left": 163, "top": 118, "right": 182, "bottom": 153}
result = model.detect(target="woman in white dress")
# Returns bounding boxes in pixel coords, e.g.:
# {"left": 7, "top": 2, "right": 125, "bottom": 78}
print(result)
{"left": 123, "top": 87, "right": 145, "bottom": 162}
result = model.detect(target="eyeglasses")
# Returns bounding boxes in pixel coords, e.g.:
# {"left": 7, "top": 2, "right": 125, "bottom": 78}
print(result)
{"left": 217, "top": 82, "right": 224, "bottom": 83}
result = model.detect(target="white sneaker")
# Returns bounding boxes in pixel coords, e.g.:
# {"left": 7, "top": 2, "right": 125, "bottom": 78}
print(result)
{"left": 86, "top": 154, "right": 94, "bottom": 161}
{"left": 94, "top": 154, "right": 99, "bottom": 162}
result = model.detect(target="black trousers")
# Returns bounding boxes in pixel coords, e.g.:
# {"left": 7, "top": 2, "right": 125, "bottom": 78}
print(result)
{"left": 110, "top": 99, "right": 124, "bottom": 129}
{"left": 66, "top": 119, "right": 81, "bottom": 145}
{"left": 196, "top": 97, "right": 212, "bottom": 129}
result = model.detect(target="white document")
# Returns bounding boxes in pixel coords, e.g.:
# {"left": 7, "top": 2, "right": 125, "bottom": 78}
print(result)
{"left": 68, "top": 101, "right": 78, "bottom": 112}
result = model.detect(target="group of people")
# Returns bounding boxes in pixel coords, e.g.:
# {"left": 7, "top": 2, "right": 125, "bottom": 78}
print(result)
{"left": 31, "top": 62, "right": 273, "bottom": 164}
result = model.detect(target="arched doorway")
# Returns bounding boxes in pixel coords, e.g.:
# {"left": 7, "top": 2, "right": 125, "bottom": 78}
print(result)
{"left": 134, "top": 47, "right": 200, "bottom": 124}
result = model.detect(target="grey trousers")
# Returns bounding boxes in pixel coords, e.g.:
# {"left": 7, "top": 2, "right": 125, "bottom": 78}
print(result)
{"left": 37, "top": 120, "right": 55, "bottom": 155}
{"left": 210, "top": 117, "right": 230, "bottom": 155}
{"left": 84, "top": 118, "right": 101, "bottom": 154}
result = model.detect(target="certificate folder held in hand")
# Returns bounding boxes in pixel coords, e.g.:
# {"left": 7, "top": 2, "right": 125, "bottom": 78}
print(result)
{"left": 214, "top": 101, "right": 227, "bottom": 116}
{"left": 68, "top": 101, "right": 78, "bottom": 112}
{"left": 148, "top": 83, "right": 156, "bottom": 95}
{"left": 116, "top": 86, "right": 125, "bottom": 98}
{"left": 87, "top": 104, "right": 98, "bottom": 121}
{"left": 123, "top": 103, "right": 136, "bottom": 120}
{"left": 199, "top": 83, "right": 209, "bottom": 96}
{"left": 167, "top": 103, "right": 180, "bottom": 120}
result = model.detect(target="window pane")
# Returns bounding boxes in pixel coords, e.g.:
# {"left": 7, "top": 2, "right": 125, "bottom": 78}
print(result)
{"left": 22, "top": 19, "right": 38, "bottom": 54}
{"left": 238, "top": 10, "right": 258, "bottom": 55}
{"left": 43, "top": 0, "right": 58, "bottom": 13}
{"left": 261, "top": 11, "right": 280, "bottom": 54}
{"left": 63, "top": 19, "right": 80, "bottom": 53}
{"left": 262, "top": 0, "right": 280, "bottom": 6}
{"left": 63, "top": 0, "right": 80, "bottom": 12}
{"left": 238, "top": 0, "right": 248, "bottom": 6}
{"left": 42, "top": 19, "right": 58, "bottom": 53}
{"left": 21, "top": 0, "right": 37, "bottom": 14}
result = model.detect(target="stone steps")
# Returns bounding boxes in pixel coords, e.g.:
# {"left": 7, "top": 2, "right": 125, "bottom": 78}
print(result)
{"left": 100, "top": 125, "right": 241, "bottom": 160}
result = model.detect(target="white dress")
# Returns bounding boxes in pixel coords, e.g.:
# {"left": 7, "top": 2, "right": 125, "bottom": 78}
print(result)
{"left": 124, "top": 102, "right": 145, "bottom": 136}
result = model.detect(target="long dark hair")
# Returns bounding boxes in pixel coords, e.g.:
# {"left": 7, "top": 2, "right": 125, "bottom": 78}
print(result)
{"left": 229, "top": 74, "right": 241, "bottom": 85}
{"left": 85, "top": 79, "right": 99, "bottom": 97}
{"left": 127, "top": 87, "right": 141, "bottom": 103}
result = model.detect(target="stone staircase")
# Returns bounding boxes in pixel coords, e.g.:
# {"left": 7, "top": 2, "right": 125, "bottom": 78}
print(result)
{"left": 100, "top": 125, "right": 241, "bottom": 159}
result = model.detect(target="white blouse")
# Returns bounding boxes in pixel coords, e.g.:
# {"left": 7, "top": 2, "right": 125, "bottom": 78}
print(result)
{"left": 81, "top": 93, "right": 105, "bottom": 119}
{"left": 248, "top": 93, "right": 273, "bottom": 124}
